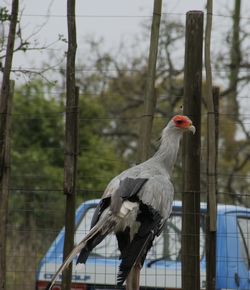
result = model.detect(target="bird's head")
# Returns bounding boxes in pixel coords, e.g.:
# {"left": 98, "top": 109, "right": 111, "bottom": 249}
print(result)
{"left": 169, "top": 115, "right": 196, "bottom": 134}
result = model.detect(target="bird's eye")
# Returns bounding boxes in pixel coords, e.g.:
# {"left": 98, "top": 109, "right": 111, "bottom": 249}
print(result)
{"left": 175, "top": 120, "right": 183, "bottom": 124}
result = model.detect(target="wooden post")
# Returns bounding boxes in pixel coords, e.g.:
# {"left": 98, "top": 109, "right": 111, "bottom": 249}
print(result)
{"left": 182, "top": 11, "right": 203, "bottom": 290}
{"left": 137, "top": 0, "right": 162, "bottom": 163}
{"left": 205, "top": 2, "right": 217, "bottom": 288}
{"left": 205, "top": 0, "right": 216, "bottom": 232}
{"left": 62, "top": 86, "right": 79, "bottom": 290}
{"left": 61, "top": 0, "right": 78, "bottom": 289}
{"left": 213, "top": 88, "right": 219, "bottom": 183}
{"left": 0, "top": 1, "right": 19, "bottom": 289}
{"left": 0, "top": 81, "right": 14, "bottom": 290}
{"left": 227, "top": 0, "right": 241, "bottom": 128}
{"left": 206, "top": 86, "right": 219, "bottom": 290}
{"left": 129, "top": 1, "right": 162, "bottom": 289}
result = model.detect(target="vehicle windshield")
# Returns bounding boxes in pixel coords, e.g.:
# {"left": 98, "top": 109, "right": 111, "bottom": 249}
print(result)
{"left": 75, "top": 205, "right": 205, "bottom": 261}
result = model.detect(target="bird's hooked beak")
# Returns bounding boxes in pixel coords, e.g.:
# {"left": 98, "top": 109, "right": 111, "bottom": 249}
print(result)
{"left": 188, "top": 124, "right": 196, "bottom": 134}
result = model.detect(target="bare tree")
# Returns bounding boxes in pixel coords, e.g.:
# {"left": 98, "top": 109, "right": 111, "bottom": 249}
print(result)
{"left": 216, "top": 0, "right": 250, "bottom": 202}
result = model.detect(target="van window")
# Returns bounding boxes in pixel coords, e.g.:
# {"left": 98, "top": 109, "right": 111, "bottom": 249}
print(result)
{"left": 75, "top": 206, "right": 205, "bottom": 262}
{"left": 237, "top": 217, "right": 250, "bottom": 269}
{"left": 147, "top": 214, "right": 205, "bottom": 263}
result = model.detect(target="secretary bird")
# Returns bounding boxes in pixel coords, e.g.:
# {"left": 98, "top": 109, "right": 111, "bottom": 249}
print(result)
{"left": 46, "top": 115, "right": 195, "bottom": 290}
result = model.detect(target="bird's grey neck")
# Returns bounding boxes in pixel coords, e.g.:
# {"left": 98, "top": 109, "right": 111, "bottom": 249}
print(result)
{"left": 153, "top": 129, "right": 182, "bottom": 173}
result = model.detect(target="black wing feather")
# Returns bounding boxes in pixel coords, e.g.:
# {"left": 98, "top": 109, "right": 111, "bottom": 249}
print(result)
{"left": 111, "top": 177, "right": 148, "bottom": 214}
{"left": 76, "top": 232, "right": 105, "bottom": 264}
{"left": 119, "top": 177, "right": 148, "bottom": 199}
{"left": 77, "top": 197, "right": 111, "bottom": 264}
{"left": 91, "top": 196, "right": 111, "bottom": 228}
{"left": 116, "top": 226, "right": 130, "bottom": 257}
{"left": 117, "top": 202, "right": 162, "bottom": 285}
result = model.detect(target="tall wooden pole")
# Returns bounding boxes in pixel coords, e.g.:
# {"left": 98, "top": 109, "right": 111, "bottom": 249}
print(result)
{"left": 0, "top": 81, "right": 14, "bottom": 290}
{"left": 182, "top": 11, "right": 203, "bottom": 290}
{"left": 227, "top": 0, "right": 241, "bottom": 135}
{"left": 137, "top": 0, "right": 162, "bottom": 163}
{"left": 129, "top": 1, "right": 162, "bottom": 289}
{"left": 206, "top": 87, "right": 219, "bottom": 290}
{"left": 61, "top": 0, "right": 78, "bottom": 289}
{"left": 205, "top": 0, "right": 216, "bottom": 232}
{"left": 204, "top": 1, "right": 217, "bottom": 288}
{"left": 0, "top": 0, "right": 19, "bottom": 289}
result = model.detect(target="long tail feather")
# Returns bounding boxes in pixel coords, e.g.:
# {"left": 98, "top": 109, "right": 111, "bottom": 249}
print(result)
{"left": 45, "top": 224, "right": 100, "bottom": 290}
{"left": 46, "top": 213, "right": 116, "bottom": 290}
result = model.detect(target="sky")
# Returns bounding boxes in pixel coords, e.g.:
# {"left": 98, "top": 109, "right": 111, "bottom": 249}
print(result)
{"left": 2, "top": 0, "right": 235, "bottom": 73}
{"left": 2, "top": 0, "right": 250, "bottom": 133}
{"left": 2, "top": 0, "right": 250, "bottom": 71}
{"left": 2, "top": 1, "right": 250, "bottom": 100}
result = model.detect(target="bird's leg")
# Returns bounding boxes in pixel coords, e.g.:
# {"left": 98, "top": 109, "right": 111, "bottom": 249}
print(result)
{"left": 125, "top": 263, "right": 141, "bottom": 290}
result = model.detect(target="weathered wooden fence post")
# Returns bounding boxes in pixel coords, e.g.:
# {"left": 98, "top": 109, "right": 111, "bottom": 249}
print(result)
{"left": 204, "top": 0, "right": 218, "bottom": 287}
{"left": 182, "top": 10, "right": 203, "bottom": 290}
{"left": 0, "top": 80, "right": 14, "bottom": 290}
{"left": 137, "top": 0, "right": 162, "bottom": 163}
{"left": 0, "top": 0, "right": 19, "bottom": 289}
{"left": 206, "top": 86, "right": 219, "bottom": 290}
{"left": 61, "top": 0, "right": 78, "bottom": 289}
{"left": 130, "top": 1, "right": 162, "bottom": 289}
{"left": 62, "top": 87, "right": 79, "bottom": 290}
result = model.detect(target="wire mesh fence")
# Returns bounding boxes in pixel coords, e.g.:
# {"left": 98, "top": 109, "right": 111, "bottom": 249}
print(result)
{"left": 3, "top": 104, "right": 249, "bottom": 290}
{"left": 2, "top": 2, "right": 250, "bottom": 289}
{"left": 6, "top": 194, "right": 250, "bottom": 289}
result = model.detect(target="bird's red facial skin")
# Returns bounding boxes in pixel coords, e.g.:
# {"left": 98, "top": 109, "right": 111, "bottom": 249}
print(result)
{"left": 173, "top": 115, "right": 192, "bottom": 129}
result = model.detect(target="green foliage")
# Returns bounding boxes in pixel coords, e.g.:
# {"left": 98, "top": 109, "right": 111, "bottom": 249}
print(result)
{"left": 77, "top": 92, "right": 127, "bottom": 192}
{"left": 10, "top": 80, "right": 64, "bottom": 227}
{"left": 9, "top": 78, "right": 126, "bottom": 238}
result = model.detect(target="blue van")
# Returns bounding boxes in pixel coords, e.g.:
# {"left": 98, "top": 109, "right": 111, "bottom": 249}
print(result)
{"left": 36, "top": 200, "right": 250, "bottom": 290}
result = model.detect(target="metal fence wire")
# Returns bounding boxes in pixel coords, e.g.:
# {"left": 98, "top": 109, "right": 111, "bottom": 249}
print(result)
{"left": 1, "top": 5, "right": 250, "bottom": 290}
{"left": 3, "top": 106, "right": 250, "bottom": 290}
